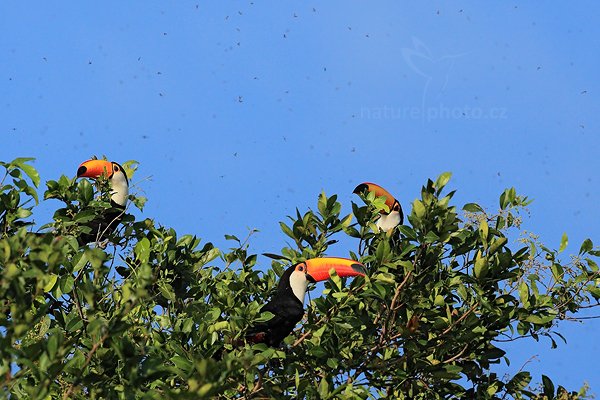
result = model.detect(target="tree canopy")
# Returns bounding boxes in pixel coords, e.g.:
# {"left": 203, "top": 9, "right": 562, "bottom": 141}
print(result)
{"left": 0, "top": 158, "right": 598, "bottom": 399}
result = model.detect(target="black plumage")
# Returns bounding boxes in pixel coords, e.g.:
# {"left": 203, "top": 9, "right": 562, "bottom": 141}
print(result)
{"left": 77, "top": 201, "right": 126, "bottom": 245}
{"left": 76, "top": 160, "right": 129, "bottom": 246}
{"left": 245, "top": 265, "right": 309, "bottom": 347}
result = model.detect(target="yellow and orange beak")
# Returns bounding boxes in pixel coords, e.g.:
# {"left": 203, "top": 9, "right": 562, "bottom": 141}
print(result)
{"left": 77, "top": 159, "right": 114, "bottom": 179}
{"left": 305, "top": 257, "right": 366, "bottom": 282}
{"left": 353, "top": 182, "right": 398, "bottom": 212}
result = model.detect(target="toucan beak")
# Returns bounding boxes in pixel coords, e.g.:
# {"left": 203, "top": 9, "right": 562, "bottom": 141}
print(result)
{"left": 77, "top": 159, "right": 113, "bottom": 179}
{"left": 305, "top": 257, "right": 366, "bottom": 282}
{"left": 353, "top": 182, "right": 397, "bottom": 211}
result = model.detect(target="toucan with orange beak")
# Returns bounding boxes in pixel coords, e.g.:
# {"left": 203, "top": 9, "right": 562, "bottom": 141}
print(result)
{"left": 245, "top": 257, "right": 366, "bottom": 347}
{"left": 353, "top": 182, "right": 403, "bottom": 232}
{"left": 76, "top": 159, "right": 129, "bottom": 244}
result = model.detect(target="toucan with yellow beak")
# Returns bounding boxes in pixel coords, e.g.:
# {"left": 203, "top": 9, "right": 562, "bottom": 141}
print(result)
{"left": 76, "top": 159, "right": 129, "bottom": 244}
{"left": 353, "top": 182, "right": 403, "bottom": 232}
{"left": 245, "top": 257, "right": 366, "bottom": 347}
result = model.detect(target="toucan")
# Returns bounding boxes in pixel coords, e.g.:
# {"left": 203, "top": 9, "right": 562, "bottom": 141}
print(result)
{"left": 76, "top": 159, "right": 129, "bottom": 244}
{"left": 245, "top": 257, "right": 366, "bottom": 347}
{"left": 353, "top": 182, "right": 403, "bottom": 232}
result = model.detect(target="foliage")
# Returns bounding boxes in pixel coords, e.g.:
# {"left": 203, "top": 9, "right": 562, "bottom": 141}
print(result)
{"left": 0, "top": 159, "right": 598, "bottom": 399}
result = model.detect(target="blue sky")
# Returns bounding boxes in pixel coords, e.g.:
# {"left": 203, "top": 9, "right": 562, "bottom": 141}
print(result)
{"left": 2, "top": 1, "right": 599, "bottom": 393}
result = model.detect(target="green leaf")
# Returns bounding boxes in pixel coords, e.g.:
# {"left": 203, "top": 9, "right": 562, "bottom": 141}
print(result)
{"left": 262, "top": 253, "right": 291, "bottom": 261}
{"left": 434, "top": 172, "right": 452, "bottom": 193}
{"left": 280, "top": 222, "right": 295, "bottom": 239}
{"left": 121, "top": 160, "right": 139, "bottom": 180}
{"left": 343, "top": 225, "right": 360, "bottom": 238}
{"left": 159, "top": 282, "right": 175, "bottom": 301}
{"left": 22, "top": 183, "right": 39, "bottom": 204}
{"left": 518, "top": 281, "right": 529, "bottom": 306}
{"left": 72, "top": 252, "right": 88, "bottom": 272}
{"left": 60, "top": 275, "right": 75, "bottom": 294}
{"left": 74, "top": 209, "right": 99, "bottom": 223}
{"left": 542, "top": 375, "right": 555, "bottom": 398}
{"left": 524, "top": 311, "right": 557, "bottom": 325}
{"left": 65, "top": 314, "right": 84, "bottom": 332}
{"left": 171, "top": 355, "right": 193, "bottom": 374}
{"left": 559, "top": 232, "right": 568, "bottom": 253}
{"left": 47, "top": 332, "right": 59, "bottom": 359}
{"left": 506, "top": 371, "right": 531, "bottom": 393}
{"left": 224, "top": 234, "right": 240, "bottom": 242}
{"left": 398, "top": 225, "right": 417, "bottom": 240}
{"left": 135, "top": 237, "right": 151, "bottom": 263}
{"left": 65, "top": 350, "right": 85, "bottom": 373}
{"left": 317, "top": 191, "right": 327, "bottom": 216}
{"left": 499, "top": 190, "right": 509, "bottom": 209}
{"left": 20, "top": 164, "right": 40, "bottom": 188}
{"left": 77, "top": 179, "right": 94, "bottom": 204}
{"left": 12, "top": 157, "right": 40, "bottom": 187}
{"left": 43, "top": 274, "right": 58, "bottom": 292}
{"left": 551, "top": 263, "right": 563, "bottom": 281}
{"left": 208, "top": 321, "right": 229, "bottom": 332}
{"left": 412, "top": 200, "right": 426, "bottom": 219}
{"left": 474, "top": 250, "right": 488, "bottom": 279}
{"left": 478, "top": 219, "right": 489, "bottom": 244}
{"left": 489, "top": 237, "right": 507, "bottom": 255}
{"left": 132, "top": 195, "right": 147, "bottom": 210}
{"left": 318, "top": 378, "right": 330, "bottom": 398}
{"left": 374, "top": 273, "right": 395, "bottom": 284}
{"left": 463, "top": 203, "right": 484, "bottom": 213}
{"left": 255, "top": 311, "right": 275, "bottom": 323}
{"left": 589, "top": 286, "right": 600, "bottom": 300}
{"left": 579, "top": 238, "right": 593, "bottom": 255}
{"left": 15, "top": 208, "right": 32, "bottom": 219}
{"left": 375, "top": 240, "right": 391, "bottom": 264}
{"left": 329, "top": 268, "right": 342, "bottom": 290}
{"left": 340, "top": 213, "right": 353, "bottom": 228}
{"left": 434, "top": 294, "right": 445, "bottom": 307}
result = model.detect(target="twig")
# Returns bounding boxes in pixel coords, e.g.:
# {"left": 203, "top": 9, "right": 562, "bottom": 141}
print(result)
{"left": 249, "top": 370, "right": 263, "bottom": 397}
{"left": 292, "top": 330, "right": 313, "bottom": 347}
{"left": 494, "top": 334, "right": 533, "bottom": 343}
{"left": 443, "top": 343, "right": 469, "bottom": 364}
{"left": 71, "top": 289, "right": 86, "bottom": 326}
{"left": 562, "top": 315, "right": 600, "bottom": 321}
{"left": 291, "top": 314, "right": 328, "bottom": 347}
{"left": 441, "top": 303, "right": 478, "bottom": 336}
{"left": 500, "top": 354, "right": 538, "bottom": 400}
{"left": 62, "top": 332, "right": 109, "bottom": 399}
{"left": 71, "top": 265, "right": 89, "bottom": 327}
{"left": 391, "top": 271, "right": 413, "bottom": 311}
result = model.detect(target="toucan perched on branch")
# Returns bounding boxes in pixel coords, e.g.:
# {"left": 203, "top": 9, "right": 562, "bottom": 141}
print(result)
{"left": 353, "top": 182, "right": 403, "bottom": 232}
{"left": 76, "top": 159, "right": 129, "bottom": 244}
{"left": 245, "top": 257, "right": 366, "bottom": 347}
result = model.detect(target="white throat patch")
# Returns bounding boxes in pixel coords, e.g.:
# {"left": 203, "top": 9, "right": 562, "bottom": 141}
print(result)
{"left": 110, "top": 171, "right": 129, "bottom": 207}
{"left": 376, "top": 210, "right": 401, "bottom": 232}
{"left": 289, "top": 270, "right": 309, "bottom": 303}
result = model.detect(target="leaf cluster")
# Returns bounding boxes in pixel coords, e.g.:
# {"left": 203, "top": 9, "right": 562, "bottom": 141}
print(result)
{"left": 0, "top": 160, "right": 598, "bottom": 399}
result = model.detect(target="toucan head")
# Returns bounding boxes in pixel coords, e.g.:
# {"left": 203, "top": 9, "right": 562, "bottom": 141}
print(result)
{"left": 354, "top": 182, "right": 403, "bottom": 230}
{"left": 286, "top": 257, "right": 366, "bottom": 303}
{"left": 353, "top": 182, "right": 401, "bottom": 215}
{"left": 77, "top": 159, "right": 129, "bottom": 207}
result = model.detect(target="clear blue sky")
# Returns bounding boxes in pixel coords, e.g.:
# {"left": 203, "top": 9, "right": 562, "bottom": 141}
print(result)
{"left": 2, "top": 2, "right": 599, "bottom": 393}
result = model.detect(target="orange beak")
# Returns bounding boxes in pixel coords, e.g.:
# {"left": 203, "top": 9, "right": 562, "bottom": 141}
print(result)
{"left": 353, "top": 182, "right": 398, "bottom": 211}
{"left": 305, "top": 257, "right": 366, "bottom": 282}
{"left": 77, "top": 159, "right": 113, "bottom": 179}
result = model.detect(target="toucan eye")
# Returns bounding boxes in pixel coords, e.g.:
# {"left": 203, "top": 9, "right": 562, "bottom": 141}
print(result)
{"left": 297, "top": 264, "right": 305, "bottom": 272}
{"left": 114, "top": 165, "right": 119, "bottom": 172}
